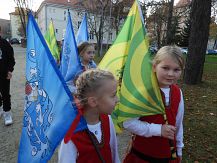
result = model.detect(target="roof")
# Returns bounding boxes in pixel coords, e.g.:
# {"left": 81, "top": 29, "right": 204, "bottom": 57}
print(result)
{"left": 43, "top": 0, "right": 79, "bottom": 6}
{"left": 175, "top": 0, "right": 191, "bottom": 8}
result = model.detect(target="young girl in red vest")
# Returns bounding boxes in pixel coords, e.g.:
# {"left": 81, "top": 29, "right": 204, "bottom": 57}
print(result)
{"left": 123, "top": 46, "right": 185, "bottom": 163}
{"left": 58, "top": 69, "right": 120, "bottom": 163}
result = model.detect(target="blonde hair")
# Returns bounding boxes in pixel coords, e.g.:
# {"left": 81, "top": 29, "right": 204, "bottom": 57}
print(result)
{"left": 75, "top": 69, "right": 115, "bottom": 105}
{"left": 152, "top": 46, "right": 185, "bottom": 70}
{"left": 77, "top": 42, "right": 94, "bottom": 56}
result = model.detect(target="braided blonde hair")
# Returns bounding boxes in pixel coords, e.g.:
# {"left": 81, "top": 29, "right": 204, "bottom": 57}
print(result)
{"left": 75, "top": 69, "right": 115, "bottom": 105}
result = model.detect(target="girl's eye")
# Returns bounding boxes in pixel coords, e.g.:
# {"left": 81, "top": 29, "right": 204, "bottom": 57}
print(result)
{"left": 174, "top": 68, "right": 181, "bottom": 72}
{"left": 162, "top": 67, "right": 169, "bottom": 70}
{"left": 111, "top": 94, "right": 116, "bottom": 98}
{"left": 111, "top": 92, "right": 117, "bottom": 98}
{"left": 87, "top": 51, "right": 95, "bottom": 55}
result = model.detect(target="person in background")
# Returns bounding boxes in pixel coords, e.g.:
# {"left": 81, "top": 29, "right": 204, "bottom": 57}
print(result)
{"left": 77, "top": 42, "right": 96, "bottom": 70}
{"left": 0, "top": 28, "right": 16, "bottom": 126}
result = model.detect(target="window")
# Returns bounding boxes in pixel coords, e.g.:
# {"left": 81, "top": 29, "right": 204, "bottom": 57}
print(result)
{"left": 89, "top": 31, "right": 94, "bottom": 40}
{"left": 78, "top": 21, "right": 81, "bottom": 29}
{"left": 56, "top": 29, "right": 58, "bottom": 34}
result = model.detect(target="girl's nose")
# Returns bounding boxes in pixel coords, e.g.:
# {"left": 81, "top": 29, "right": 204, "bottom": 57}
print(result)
{"left": 168, "top": 70, "right": 174, "bottom": 76}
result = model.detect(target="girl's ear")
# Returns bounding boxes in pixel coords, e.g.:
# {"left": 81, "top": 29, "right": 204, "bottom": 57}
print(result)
{"left": 152, "top": 64, "right": 157, "bottom": 72}
{"left": 87, "top": 96, "right": 97, "bottom": 108}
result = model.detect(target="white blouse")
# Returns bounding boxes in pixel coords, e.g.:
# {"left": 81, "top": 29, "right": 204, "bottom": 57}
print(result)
{"left": 123, "top": 87, "right": 184, "bottom": 156}
{"left": 58, "top": 115, "right": 120, "bottom": 163}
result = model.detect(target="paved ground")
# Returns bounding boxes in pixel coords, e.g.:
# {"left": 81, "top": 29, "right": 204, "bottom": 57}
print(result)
{"left": 0, "top": 45, "right": 130, "bottom": 163}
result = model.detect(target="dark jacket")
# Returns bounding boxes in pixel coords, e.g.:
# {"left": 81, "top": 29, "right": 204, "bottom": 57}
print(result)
{"left": 0, "top": 36, "right": 15, "bottom": 79}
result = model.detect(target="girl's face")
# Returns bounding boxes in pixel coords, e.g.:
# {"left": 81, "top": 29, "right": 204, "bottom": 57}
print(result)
{"left": 80, "top": 46, "right": 95, "bottom": 64}
{"left": 153, "top": 56, "right": 182, "bottom": 88}
{"left": 95, "top": 80, "right": 119, "bottom": 115}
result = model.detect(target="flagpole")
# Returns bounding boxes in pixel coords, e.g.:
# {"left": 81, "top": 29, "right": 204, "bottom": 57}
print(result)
{"left": 106, "top": 0, "right": 113, "bottom": 51}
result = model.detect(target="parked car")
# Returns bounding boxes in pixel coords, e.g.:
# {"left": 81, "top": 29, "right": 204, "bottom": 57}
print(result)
{"left": 150, "top": 44, "right": 158, "bottom": 54}
{"left": 10, "top": 38, "right": 20, "bottom": 44}
{"left": 206, "top": 49, "right": 217, "bottom": 55}
{"left": 180, "top": 47, "right": 188, "bottom": 54}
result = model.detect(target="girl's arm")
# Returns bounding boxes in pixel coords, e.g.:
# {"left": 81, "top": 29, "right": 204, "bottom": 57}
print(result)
{"left": 123, "top": 118, "right": 162, "bottom": 137}
{"left": 176, "top": 90, "right": 184, "bottom": 157}
{"left": 58, "top": 140, "right": 77, "bottom": 163}
{"left": 109, "top": 115, "right": 121, "bottom": 163}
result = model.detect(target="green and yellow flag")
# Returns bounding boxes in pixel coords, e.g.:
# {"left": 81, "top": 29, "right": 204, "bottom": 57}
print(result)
{"left": 99, "top": 1, "right": 165, "bottom": 133}
{"left": 44, "top": 20, "right": 60, "bottom": 63}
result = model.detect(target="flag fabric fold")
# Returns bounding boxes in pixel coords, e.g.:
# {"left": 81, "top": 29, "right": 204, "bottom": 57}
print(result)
{"left": 44, "top": 19, "right": 60, "bottom": 63}
{"left": 60, "top": 11, "right": 83, "bottom": 82}
{"left": 99, "top": 1, "right": 165, "bottom": 133}
{"left": 76, "top": 13, "right": 89, "bottom": 45}
{"left": 18, "top": 12, "right": 86, "bottom": 163}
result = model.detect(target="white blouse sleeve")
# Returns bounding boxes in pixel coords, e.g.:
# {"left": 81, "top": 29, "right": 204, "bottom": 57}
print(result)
{"left": 109, "top": 115, "right": 121, "bottom": 163}
{"left": 176, "top": 90, "right": 184, "bottom": 156}
{"left": 123, "top": 118, "right": 162, "bottom": 137}
{"left": 58, "top": 140, "right": 77, "bottom": 163}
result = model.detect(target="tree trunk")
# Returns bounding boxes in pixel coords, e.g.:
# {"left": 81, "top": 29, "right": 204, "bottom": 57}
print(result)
{"left": 165, "top": 0, "right": 174, "bottom": 45}
{"left": 184, "top": 0, "right": 211, "bottom": 84}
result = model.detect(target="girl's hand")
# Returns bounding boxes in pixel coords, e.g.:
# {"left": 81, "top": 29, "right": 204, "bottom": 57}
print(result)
{"left": 161, "top": 124, "right": 176, "bottom": 140}
{"left": 7, "top": 71, "right": 12, "bottom": 79}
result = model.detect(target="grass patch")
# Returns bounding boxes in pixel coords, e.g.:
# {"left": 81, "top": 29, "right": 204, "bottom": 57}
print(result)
{"left": 205, "top": 55, "right": 217, "bottom": 63}
{"left": 180, "top": 62, "right": 217, "bottom": 162}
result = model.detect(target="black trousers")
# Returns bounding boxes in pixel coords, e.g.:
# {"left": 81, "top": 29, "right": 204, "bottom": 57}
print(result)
{"left": 0, "top": 78, "right": 11, "bottom": 112}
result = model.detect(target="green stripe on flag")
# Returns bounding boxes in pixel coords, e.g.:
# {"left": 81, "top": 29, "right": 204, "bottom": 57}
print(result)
{"left": 44, "top": 20, "right": 60, "bottom": 63}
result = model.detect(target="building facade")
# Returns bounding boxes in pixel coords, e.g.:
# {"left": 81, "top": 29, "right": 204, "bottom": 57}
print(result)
{"left": 36, "top": 0, "right": 117, "bottom": 44}
{"left": 0, "top": 18, "right": 11, "bottom": 39}
{"left": 9, "top": 7, "right": 24, "bottom": 40}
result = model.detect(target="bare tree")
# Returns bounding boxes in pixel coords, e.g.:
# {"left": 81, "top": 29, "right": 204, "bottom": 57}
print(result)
{"left": 79, "top": 0, "right": 111, "bottom": 56}
{"left": 13, "top": 0, "right": 31, "bottom": 38}
{"left": 184, "top": 0, "right": 212, "bottom": 84}
{"left": 76, "top": 0, "right": 134, "bottom": 56}
{"left": 147, "top": 0, "right": 168, "bottom": 47}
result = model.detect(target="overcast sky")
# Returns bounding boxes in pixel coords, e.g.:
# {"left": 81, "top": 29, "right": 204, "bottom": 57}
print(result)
{"left": 0, "top": 0, "right": 43, "bottom": 20}
{"left": 0, "top": 0, "right": 179, "bottom": 20}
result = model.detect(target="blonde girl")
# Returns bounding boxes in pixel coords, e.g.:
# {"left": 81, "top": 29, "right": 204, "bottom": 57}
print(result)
{"left": 59, "top": 69, "right": 120, "bottom": 163}
{"left": 123, "top": 46, "right": 185, "bottom": 163}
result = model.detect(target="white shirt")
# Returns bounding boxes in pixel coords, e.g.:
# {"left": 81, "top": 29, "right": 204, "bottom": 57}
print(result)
{"left": 123, "top": 87, "right": 184, "bottom": 156}
{"left": 58, "top": 115, "right": 120, "bottom": 163}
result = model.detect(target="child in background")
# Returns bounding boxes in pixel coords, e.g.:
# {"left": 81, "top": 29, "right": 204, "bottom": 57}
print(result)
{"left": 67, "top": 42, "right": 97, "bottom": 93}
{"left": 123, "top": 46, "right": 185, "bottom": 163}
{"left": 58, "top": 69, "right": 120, "bottom": 163}
{"left": 78, "top": 42, "right": 97, "bottom": 70}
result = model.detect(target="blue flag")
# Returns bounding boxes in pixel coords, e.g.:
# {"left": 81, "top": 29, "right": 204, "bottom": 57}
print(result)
{"left": 18, "top": 13, "right": 86, "bottom": 163}
{"left": 60, "top": 11, "right": 83, "bottom": 82}
{"left": 76, "top": 13, "right": 89, "bottom": 44}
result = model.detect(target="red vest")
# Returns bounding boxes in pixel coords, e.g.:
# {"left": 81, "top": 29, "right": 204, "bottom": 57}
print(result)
{"left": 132, "top": 84, "right": 181, "bottom": 158}
{"left": 71, "top": 114, "right": 112, "bottom": 163}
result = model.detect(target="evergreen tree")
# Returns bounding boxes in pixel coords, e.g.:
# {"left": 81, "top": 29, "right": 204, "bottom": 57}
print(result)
{"left": 178, "top": 18, "right": 191, "bottom": 47}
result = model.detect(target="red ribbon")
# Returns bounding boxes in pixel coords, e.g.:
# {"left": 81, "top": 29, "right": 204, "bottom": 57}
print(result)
{"left": 64, "top": 98, "right": 84, "bottom": 144}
